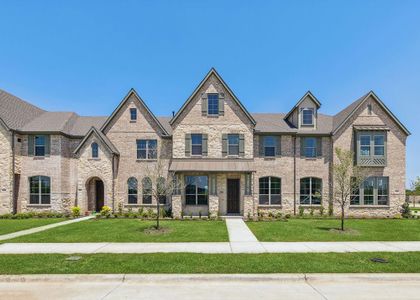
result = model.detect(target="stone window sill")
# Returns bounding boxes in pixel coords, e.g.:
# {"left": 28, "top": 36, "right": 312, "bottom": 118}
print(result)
{"left": 129, "top": 120, "right": 137, "bottom": 123}
{"left": 185, "top": 204, "right": 208, "bottom": 207}
{"left": 124, "top": 204, "right": 157, "bottom": 207}
{"left": 33, "top": 156, "right": 46, "bottom": 160}
{"left": 27, "top": 204, "right": 51, "bottom": 208}
{"left": 349, "top": 205, "right": 390, "bottom": 209}
{"left": 258, "top": 205, "right": 282, "bottom": 208}
{"left": 88, "top": 158, "right": 101, "bottom": 161}
{"left": 136, "top": 159, "right": 158, "bottom": 162}
{"left": 299, "top": 205, "right": 322, "bottom": 208}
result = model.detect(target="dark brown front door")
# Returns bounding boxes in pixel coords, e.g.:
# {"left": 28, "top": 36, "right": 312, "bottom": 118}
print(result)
{"left": 95, "top": 180, "right": 104, "bottom": 212}
{"left": 227, "top": 179, "right": 240, "bottom": 214}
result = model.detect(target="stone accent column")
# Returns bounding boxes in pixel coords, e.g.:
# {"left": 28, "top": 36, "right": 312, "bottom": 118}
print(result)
{"left": 171, "top": 195, "right": 182, "bottom": 219}
{"left": 209, "top": 195, "right": 219, "bottom": 218}
{"left": 243, "top": 195, "right": 254, "bottom": 219}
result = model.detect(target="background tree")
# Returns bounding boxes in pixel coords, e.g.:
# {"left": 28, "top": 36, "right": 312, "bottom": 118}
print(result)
{"left": 407, "top": 177, "right": 420, "bottom": 196}
{"left": 332, "top": 148, "right": 367, "bottom": 231}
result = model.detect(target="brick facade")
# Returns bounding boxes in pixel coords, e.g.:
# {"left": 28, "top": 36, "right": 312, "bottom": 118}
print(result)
{"left": 0, "top": 69, "right": 410, "bottom": 218}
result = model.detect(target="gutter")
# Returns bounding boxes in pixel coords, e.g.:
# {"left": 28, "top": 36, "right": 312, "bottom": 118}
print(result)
{"left": 11, "top": 131, "right": 16, "bottom": 214}
{"left": 293, "top": 135, "right": 297, "bottom": 216}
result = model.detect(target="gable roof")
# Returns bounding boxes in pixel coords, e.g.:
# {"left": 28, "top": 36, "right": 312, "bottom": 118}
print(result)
{"left": 332, "top": 91, "right": 411, "bottom": 136}
{"left": 100, "top": 88, "right": 169, "bottom": 136}
{"left": 169, "top": 68, "right": 256, "bottom": 126}
{"left": 74, "top": 126, "right": 119, "bottom": 155}
{"left": 284, "top": 91, "right": 321, "bottom": 120}
{"left": 0, "top": 89, "right": 45, "bottom": 130}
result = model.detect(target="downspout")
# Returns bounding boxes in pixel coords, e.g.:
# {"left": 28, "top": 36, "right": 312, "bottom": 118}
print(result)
{"left": 11, "top": 131, "right": 16, "bottom": 214}
{"left": 293, "top": 135, "right": 297, "bottom": 216}
{"left": 112, "top": 154, "right": 115, "bottom": 213}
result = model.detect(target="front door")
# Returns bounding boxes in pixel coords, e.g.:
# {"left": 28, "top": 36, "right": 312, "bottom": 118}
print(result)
{"left": 95, "top": 180, "right": 104, "bottom": 212}
{"left": 227, "top": 179, "right": 240, "bottom": 214}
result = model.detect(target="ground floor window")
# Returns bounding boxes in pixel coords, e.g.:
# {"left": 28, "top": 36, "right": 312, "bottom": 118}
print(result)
{"left": 29, "top": 176, "right": 51, "bottom": 204}
{"left": 127, "top": 177, "right": 138, "bottom": 204}
{"left": 157, "top": 177, "right": 167, "bottom": 204}
{"left": 300, "top": 177, "right": 322, "bottom": 205}
{"left": 142, "top": 177, "right": 152, "bottom": 204}
{"left": 351, "top": 176, "right": 389, "bottom": 206}
{"left": 259, "top": 176, "right": 281, "bottom": 205}
{"left": 185, "top": 176, "right": 208, "bottom": 205}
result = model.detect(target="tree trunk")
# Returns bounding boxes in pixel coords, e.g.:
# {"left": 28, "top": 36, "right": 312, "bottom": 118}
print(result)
{"left": 341, "top": 205, "right": 345, "bottom": 231}
{"left": 156, "top": 201, "right": 160, "bottom": 229}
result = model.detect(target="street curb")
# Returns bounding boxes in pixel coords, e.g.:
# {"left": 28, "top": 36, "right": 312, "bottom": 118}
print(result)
{"left": 1, "top": 273, "right": 420, "bottom": 283}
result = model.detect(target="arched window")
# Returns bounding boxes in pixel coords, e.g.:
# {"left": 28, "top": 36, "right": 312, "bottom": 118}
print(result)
{"left": 142, "top": 177, "right": 152, "bottom": 204}
{"left": 29, "top": 176, "right": 51, "bottom": 205}
{"left": 300, "top": 177, "right": 322, "bottom": 205}
{"left": 127, "top": 177, "right": 138, "bottom": 204}
{"left": 259, "top": 177, "right": 281, "bottom": 205}
{"left": 157, "top": 177, "right": 166, "bottom": 204}
{"left": 91, "top": 142, "right": 99, "bottom": 158}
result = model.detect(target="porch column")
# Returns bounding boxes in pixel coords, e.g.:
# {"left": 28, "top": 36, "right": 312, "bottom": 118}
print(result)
{"left": 209, "top": 195, "right": 219, "bottom": 218}
{"left": 172, "top": 195, "right": 182, "bottom": 219}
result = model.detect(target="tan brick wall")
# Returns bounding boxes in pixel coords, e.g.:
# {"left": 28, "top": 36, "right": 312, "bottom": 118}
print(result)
{"left": 333, "top": 95, "right": 407, "bottom": 217}
{"left": 0, "top": 125, "right": 13, "bottom": 214}
{"left": 172, "top": 73, "right": 254, "bottom": 159}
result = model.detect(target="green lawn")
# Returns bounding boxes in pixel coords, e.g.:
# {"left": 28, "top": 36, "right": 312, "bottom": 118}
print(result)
{"left": 0, "top": 218, "right": 65, "bottom": 235}
{"left": 247, "top": 219, "right": 420, "bottom": 241}
{"left": 0, "top": 252, "right": 420, "bottom": 273}
{"left": 7, "top": 219, "right": 228, "bottom": 242}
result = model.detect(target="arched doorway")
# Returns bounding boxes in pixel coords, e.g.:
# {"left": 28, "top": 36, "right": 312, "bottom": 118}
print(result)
{"left": 86, "top": 177, "right": 105, "bottom": 212}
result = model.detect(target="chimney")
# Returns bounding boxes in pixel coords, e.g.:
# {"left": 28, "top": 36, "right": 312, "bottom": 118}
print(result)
{"left": 172, "top": 111, "right": 175, "bottom": 117}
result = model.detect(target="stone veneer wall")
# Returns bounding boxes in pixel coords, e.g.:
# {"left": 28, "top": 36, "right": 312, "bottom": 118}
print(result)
{"left": 0, "top": 125, "right": 13, "bottom": 214}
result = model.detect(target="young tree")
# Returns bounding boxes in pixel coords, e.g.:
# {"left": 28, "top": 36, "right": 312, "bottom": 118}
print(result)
{"left": 332, "top": 148, "right": 367, "bottom": 231}
{"left": 144, "top": 158, "right": 178, "bottom": 229}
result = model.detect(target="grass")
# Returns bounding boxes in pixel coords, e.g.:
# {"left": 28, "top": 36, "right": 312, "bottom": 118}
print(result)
{"left": 0, "top": 218, "right": 65, "bottom": 235}
{"left": 7, "top": 219, "right": 228, "bottom": 242}
{"left": 247, "top": 218, "right": 420, "bottom": 241}
{"left": 0, "top": 252, "right": 420, "bottom": 273}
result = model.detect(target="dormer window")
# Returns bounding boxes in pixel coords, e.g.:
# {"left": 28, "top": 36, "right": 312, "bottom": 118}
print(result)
{"left": 130, "top": 108, "right": 137, "bottom": 121}
{"left": 207, "top": 94, "right": 219, "bottom": 115}
{"left": 301, "top": 108, "right": 314, "bottom": 126}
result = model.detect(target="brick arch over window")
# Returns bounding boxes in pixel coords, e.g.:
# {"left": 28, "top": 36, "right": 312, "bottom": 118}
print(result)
{"left": 258, "top": 176, "right": 281, "bottom": 205}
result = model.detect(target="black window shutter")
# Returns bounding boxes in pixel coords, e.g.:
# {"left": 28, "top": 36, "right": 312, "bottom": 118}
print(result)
{"left": 222, "top": 134, "right": 228, "bottom": 157}
{"left": 316, "top": 137, "right": 323, "bottom": 157}
{"left": 259, "top": 136, "right": 265, "bottom": 157}
{"left": 201, "top": 93, "right": 207, "bottom": 116}
{"left": 275, "top": 136, "right": 281, "bottom": 156}
{"left": 28, "top": 135, "right": 34, "bottom": 156}
{"left": 202, "top": 134, "right": 208, "bottom": 156}
{"left": 218, "top": 93, "right": 225, "bottom": 116}
{"left": 185, "top": 134, "right": 191, "bottom": 157}
{"left": 239, "top": 134, "right": 245, "bottom": 157}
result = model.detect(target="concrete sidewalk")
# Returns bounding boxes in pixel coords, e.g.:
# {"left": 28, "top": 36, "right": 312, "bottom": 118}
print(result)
{"left": 2, "top": 241, "right": 420, "bottom": 254}
{"left": 225, "top": 217, "right": 266, "bottom": 253}
{"left": 0, "top": 216, "right": 94, "bottom": 242}
{"left": 1, "top": 274, "right": 420, "bottom": 299}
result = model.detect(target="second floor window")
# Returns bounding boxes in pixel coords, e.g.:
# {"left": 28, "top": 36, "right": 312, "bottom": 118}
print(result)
{"left": 91, "top": 142, "right": 99, "bottom": 158}
{"left": 207, "top": 94, "right": 219, "bottom": 115}
{"left": 130, "top": 108, "right": 137, "bottom": 121}
{"left": 191, "top": 134, "right": 203, "bottom": 155}
{"left": 228, "top": 134, "right": 239, "bottom": 156}
{"left": 35, "top": 135, "right": 46, "bottom": 156}
{"left": 263, "top": 136, "right": 276, "bottom": 157}
{"left": 357, "top": 131, "right": 386, "bottom": 166}
{"left": 137, "top": 139, "right": 157, "bottom": 159}
{"left": 301, "top": 108, "right": 314, "bottom": 126}
{"left": 302, "top": 137, "right": 317, "bottom": 158}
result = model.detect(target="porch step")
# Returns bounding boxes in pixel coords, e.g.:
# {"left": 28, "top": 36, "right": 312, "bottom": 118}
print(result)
{"left": 220, "top": 215, "right": 243, "bottom": 220}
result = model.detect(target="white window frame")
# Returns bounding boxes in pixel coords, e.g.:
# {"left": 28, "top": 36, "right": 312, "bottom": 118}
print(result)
{"left": 191, "top": 134, "right": 203, "bottom": 156}
{"left": 301, "top": 108, "right": 314, "bottom": 126}
{"left": 227, "top": 134, "right": 239, "bottom": 156}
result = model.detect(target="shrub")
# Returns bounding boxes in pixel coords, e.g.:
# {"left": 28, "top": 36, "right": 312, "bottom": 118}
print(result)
{"left": 285, "top": 214, "right": 291, "bottom": 219}
{"left": 276, "top": 212, "right": 282, "bottom": 219}
{"left": 309, "top": 208, "right": 314, "bottom": 216}
{"left": 328, "top": 204, "right": 333, "bottom": 216}
{"left": 268, "top": 211, "right": 275, "bottom": 219}
{"left": 118, "top": 202, "right": 123, "bottom": 215}
{"left": 319, "top": 206, "right": 325, "bottom": 216}
{"left": 71, "top": 206, "right": 81, "bottom": 218}
{"left": 247, "top": 212, "right": 251, "bottom": 220}
{"left": 100, "top": 205, "right": 112, "bottom": 218}
{"left": 401, "top": 202, "right": 411, "bottom": 218}
{"left": 198, "top": 211, "right": 202, "bottom": 219}
{"left": 138, "top": 207, "right": 144, "bottom": 216}
{"left": 181, "top": 210, "right": 184, "bottom": 219}
{"left": 298, "top": 206, "right": 305, "bottom": 217}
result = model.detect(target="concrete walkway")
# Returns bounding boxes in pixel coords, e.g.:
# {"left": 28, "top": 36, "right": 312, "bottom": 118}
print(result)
{"left": 1, "top": 274, "right": 420, "bottom": 299}
{"left": 225, "top": 217, "right": 266, "bottom": 253}
{"left": 2, "top": 241, "right": 420, "bottom": 254}
{"left": 0, "top": 216, "right": 94, "bottom": 241}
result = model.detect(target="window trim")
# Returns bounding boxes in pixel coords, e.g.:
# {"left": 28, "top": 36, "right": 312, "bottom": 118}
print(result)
{"left": 259, "top": 176, "right": 282, "bottom": 205}
{"left": 301, "top": 108, "right": 314, "bottom": 126}
{"left": 350, "top": 176, "right": 389, "bottom": 206}
{"left": 130, "top": 108, "right": 137, "bottom": 122}
{"left": 136, "top": 139, "right": 158, "bottom": 160}
{"left": 185, "top": 175, "right": 209, "bottom": 206}
{"left": 191, "top": 134, "right": 203, "bottom": 156}
{"left": 207, "top": 93, "right": 219, "bottom": 116}
{"left": 29, "top": 175, "right": 51, "bottom": 205}
{"left": 91, "top": 142, "right": 99, "bottom": 159}
{"left": 127, "top": 177, "right": 138, "bottom": 204}
{"left": 227, "top": 134, "right": 240, "bottom": 156}
{"left": 34, "top": 135, "right": 46, "bottom": 157}
{"left": 299, "top": 177, "right": 322, "bottom": 206}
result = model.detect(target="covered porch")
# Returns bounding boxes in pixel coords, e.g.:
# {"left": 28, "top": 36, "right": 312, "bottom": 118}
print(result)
{"left": 169, "top": 159, "right": 256, "bottom": 218}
